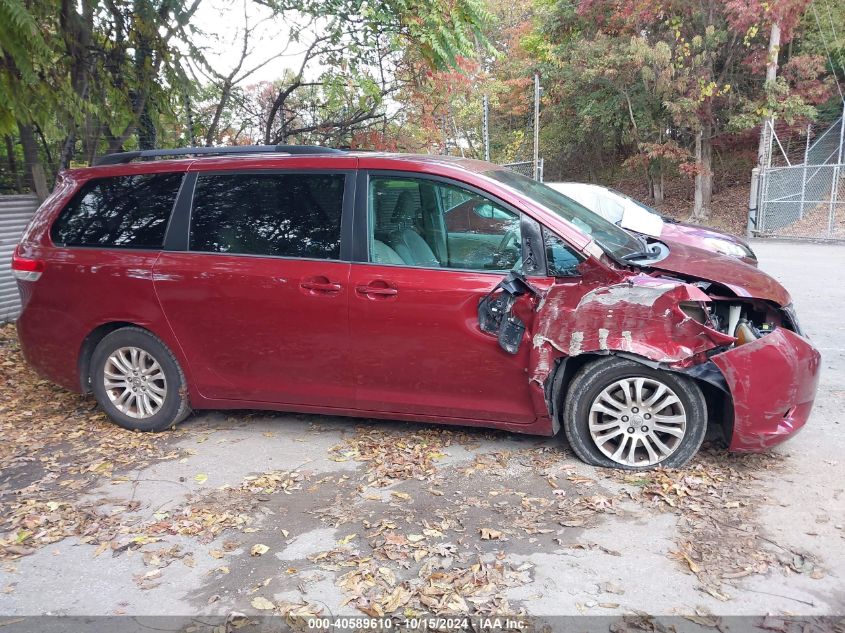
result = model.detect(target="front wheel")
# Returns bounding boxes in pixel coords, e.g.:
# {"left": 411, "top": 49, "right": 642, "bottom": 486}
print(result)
{"left": 562, "top": 357, "right": 707, "bottom": 470}
{"left": 90, "top": 327, "right": 191, "bottom": 432}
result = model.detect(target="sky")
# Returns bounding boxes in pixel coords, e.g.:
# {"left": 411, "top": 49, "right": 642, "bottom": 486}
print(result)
{"left": 185, "top": 0, "right": 322, "bottom": 86}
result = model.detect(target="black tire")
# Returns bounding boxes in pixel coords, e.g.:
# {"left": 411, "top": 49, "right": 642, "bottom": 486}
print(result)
{"left": 562, "top": 357, "right": 707, "bottom": 470}
{"left": 90, "top": 327, "right": 191, "bottom": 432}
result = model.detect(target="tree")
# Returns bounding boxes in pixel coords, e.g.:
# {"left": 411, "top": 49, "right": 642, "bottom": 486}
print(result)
{"left": 386, "top": 0, "right": 536, "bottom": 160}
{"left": 524, "top": 0, "right": 835, "bottom": 217}
{"left": 570, "top": 0, "right": 832, "bottom": 220}
{"left": 0, "top": 0, "right": 493, "bottom": 194}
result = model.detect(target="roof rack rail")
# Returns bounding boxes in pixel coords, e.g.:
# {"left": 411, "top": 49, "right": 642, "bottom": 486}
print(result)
{"left": 93, "top": 145, "right": 344, "bottom": 166}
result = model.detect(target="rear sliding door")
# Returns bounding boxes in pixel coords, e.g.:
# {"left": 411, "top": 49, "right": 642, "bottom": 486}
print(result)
{"left": 154, "top": 170, "right": 354, "bottom": 407}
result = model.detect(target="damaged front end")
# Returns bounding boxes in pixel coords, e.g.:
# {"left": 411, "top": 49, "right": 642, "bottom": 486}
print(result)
{"left": 478, "top": 270, "right": 821, "bottom": 451}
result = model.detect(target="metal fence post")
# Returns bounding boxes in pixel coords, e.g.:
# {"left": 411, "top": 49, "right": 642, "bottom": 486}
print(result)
{"left": 800, "top": 124, "right": 810, "bottom": 220}
{"left": 830, "top": 102, "right": 845, "bottom": 237}
{"left": 482, "top": 95, "right": 490, "bottom": 163}
{"left": 748, "top": 167, "right": 760, "bottom": 237}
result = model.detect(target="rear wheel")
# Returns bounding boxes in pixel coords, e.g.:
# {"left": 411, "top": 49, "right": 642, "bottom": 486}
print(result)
{"left": 90, "top": 327, "right": 191, "bottom": 431}
{"left": 562, "top": 357, "right": 707, "bottom": 470}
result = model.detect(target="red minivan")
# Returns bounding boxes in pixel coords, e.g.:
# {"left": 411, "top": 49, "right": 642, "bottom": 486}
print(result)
{"left": 12, "top": 146, "right": 821, "bottom": 470}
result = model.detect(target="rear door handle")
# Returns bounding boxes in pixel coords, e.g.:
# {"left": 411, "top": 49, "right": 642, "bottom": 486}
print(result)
{"left": 357, "top": 286, "right": 397, "bottom": 296}
{"left": 300, "top": 276, "right": 342, "bottom": 294}
{"left": 356, "top": 281, "right": 398, "bottom": 299}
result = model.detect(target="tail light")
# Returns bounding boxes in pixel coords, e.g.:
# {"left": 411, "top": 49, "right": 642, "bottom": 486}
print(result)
{"left": 11, "top": 246, "right": 45, "bottom": 282}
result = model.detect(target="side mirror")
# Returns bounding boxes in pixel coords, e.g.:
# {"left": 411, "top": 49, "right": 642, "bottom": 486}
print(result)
{"left": 477, "top": 271, "right": 541, "bottom": 354}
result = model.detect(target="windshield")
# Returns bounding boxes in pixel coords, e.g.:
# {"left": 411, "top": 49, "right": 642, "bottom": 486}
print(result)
{"left": 485, "top": 169, "right": 645, "bottom": 258}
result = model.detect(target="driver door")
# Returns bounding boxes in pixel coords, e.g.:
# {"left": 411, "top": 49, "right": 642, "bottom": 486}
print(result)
{"left": 348, "top": 173, "right": 545, "bottom": 423}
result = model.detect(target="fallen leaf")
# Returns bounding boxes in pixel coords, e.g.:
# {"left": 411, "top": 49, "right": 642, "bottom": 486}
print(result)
{"left": 250, "top": 544, "right": 269, "bottom": 557}
{"left": 684, "top": 613, "right": 720, "bottom": 628}
{"left": 480, "top": 528, "right": 504, "bottom": 540}
{"left": 251, "top": 596, "right": 275, "bottom": 610}
{"left": 378, "top": 567, "right": 396, "bottom": 586}
{"left": 194, "top": 473, "right": 208, "bottom": 484}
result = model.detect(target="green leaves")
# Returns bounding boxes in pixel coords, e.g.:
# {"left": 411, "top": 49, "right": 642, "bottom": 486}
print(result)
{"left": 0, "top": 0, "right": 53, "bottom": 133}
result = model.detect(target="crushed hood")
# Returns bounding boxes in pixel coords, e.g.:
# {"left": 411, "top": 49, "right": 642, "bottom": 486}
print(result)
{"left": 647, "top": 240, "right": 790, "bottom": 306}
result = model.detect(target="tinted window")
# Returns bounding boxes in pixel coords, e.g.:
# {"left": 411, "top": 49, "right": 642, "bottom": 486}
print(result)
{"left": 51, "top": 173, "right": 183, "bottom": 248}
{"left": 190, "top": 173, "right": 345, "bottom": 259}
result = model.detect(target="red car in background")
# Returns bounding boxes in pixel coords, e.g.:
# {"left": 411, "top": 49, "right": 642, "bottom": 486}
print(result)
{"left": 13, "top": 147, "right": 819, "bottom": 470}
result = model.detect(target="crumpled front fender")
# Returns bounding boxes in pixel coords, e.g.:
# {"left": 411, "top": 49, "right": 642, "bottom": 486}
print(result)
{"left": 711, "top": 328, "right": 821, "bottom": 451}
{"left": 529, "top": 275, "right": 734, "bottom": 386}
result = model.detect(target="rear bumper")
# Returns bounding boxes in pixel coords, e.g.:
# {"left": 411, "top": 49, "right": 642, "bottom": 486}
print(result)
{"left": 711, "top": 328, "right": 821, "bottom": 452}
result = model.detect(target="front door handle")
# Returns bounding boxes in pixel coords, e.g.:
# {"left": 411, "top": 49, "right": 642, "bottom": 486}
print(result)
{"left": 356, "top": 281, "right": 398, "bottom": 299}
{"left": 300, "top": 276, "right": 342, "bottom": 294}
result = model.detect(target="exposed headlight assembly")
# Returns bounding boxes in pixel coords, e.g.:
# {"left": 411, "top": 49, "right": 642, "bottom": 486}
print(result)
{"left": 782, "top": 303, "right": 803, "bottom": 336}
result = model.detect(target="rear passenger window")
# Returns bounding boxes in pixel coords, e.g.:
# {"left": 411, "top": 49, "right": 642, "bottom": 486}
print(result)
{"left": 189, "top": 173, "right": 345, "bottom": 259}
{"left": 51, "top": 173, "right": 183, "bottom": 248}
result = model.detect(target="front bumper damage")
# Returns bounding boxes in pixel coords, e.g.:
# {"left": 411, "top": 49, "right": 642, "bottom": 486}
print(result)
{"left": 711, "top": 328, "right": 821, "bottom": 451}
{"left": 480, "top": 272, "right": 821, "bottom": 452}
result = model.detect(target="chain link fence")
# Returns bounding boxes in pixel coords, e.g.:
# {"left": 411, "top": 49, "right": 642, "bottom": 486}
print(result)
{"left": 755, "top": 113, "right": 845, "bottom": 240}
{"left": 500, "top": 159, "right": 544, "bottom": 182}
{"left": 758, "top": 164, "right": 844, "bottom": 238}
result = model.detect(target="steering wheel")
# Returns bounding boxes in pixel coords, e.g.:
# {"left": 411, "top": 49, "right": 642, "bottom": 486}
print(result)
{"left": 497, "top": 227, "right": 520, "bottom": 253}
{"left": 492, "top": 228, "right": 520, "bottom": 269}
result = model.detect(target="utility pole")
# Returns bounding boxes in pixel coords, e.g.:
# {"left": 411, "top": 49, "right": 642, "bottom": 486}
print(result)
{"left": 749, "top": 20, "right": 780, "bottom": 237}
{"left": 533, "top": 73, "right": 541, "bottom": 180}
{"left": 482, "top": 95, "right": 490, "bottom": 162}
{"left": 756, "top": 21, "right": 781, "bottom": 168}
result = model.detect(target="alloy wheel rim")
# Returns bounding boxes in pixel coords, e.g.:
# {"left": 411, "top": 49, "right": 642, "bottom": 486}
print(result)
{"left": 588, "top": 376, "right": 687, "bottom": 467}
{"left": 103, "top": 347, "right": 167, "bottom": 419}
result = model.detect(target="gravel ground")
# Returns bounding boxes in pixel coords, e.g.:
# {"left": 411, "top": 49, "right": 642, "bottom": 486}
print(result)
{"left": 0, "top": 240, "right": 843, "bottom": 627}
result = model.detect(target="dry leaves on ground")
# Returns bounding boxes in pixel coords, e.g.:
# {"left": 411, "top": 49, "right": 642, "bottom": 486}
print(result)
{"left": 0, "top": 324, "right": 185, "bottom": 559}
{"left": 614, "top": 448, "right": 820, "bottom": 599}
{"left": 336, "top": 554, "right": 532, "bottom": 617}
{"left": 328, "top": 426, "right": 468, "bottom": 486}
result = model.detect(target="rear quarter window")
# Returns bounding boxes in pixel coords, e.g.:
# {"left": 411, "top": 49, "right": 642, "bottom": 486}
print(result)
{"left": 50, "top": 173, "right": 183, "bottom": 248}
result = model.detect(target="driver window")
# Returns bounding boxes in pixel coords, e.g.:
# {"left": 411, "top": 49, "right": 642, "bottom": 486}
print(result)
{"left": 368, "top": 176, "right": 523, "bottom": 272}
